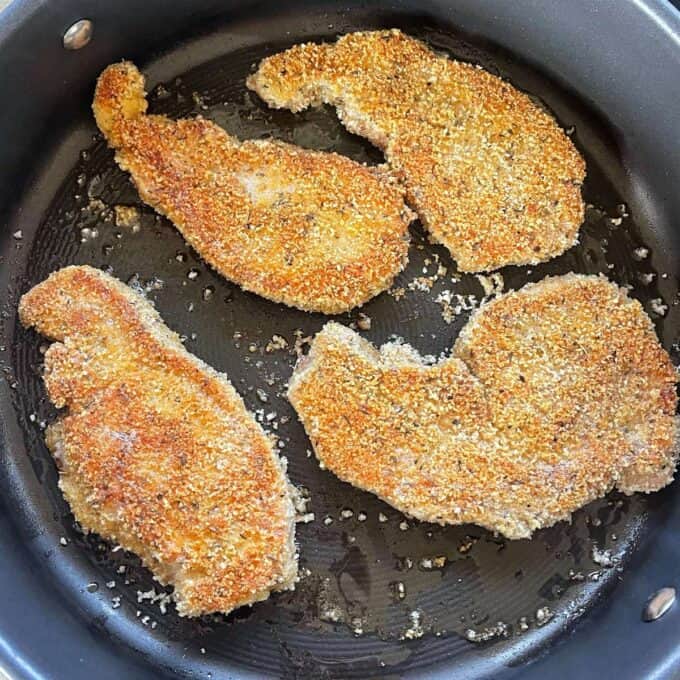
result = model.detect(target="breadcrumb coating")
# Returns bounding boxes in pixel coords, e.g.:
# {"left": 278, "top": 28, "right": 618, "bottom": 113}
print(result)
{"left": 20, "top": 266, "right": 297, "bottom": 616}
{"left": 94, "top": 62, "right": 413, "bottom": 314}
{"left": 248, "top": 29, "right": 586, "bottom": 272}
{"left": 288, "top": 274, "right": 678, "bottom": 539}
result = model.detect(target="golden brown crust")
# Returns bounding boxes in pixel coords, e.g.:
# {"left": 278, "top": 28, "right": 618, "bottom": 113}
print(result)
{"left": 248, "top": 29, "right": 586, "bottom": 272}
{"left": 93, "top": 62, "right": 412, "bottom": 314}
{"left": 20, "top": 266, "right": 297, "bottom": 616}
{"left": 288, "top": 274, "right": 678, "bottom": 539}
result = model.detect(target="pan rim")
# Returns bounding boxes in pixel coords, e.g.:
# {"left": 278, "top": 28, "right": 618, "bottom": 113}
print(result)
{"left": 0, "top": 0, "right": 679, "bottom": 678}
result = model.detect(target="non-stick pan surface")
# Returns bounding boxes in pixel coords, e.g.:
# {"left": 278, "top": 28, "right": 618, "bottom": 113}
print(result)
{"left": 1, "top": 1, "right": 680, "bottom": 679}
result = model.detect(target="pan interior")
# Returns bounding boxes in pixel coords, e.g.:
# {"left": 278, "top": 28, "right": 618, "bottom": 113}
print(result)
{"left": 4, "top": 8, "right": 680, "bottom": 680}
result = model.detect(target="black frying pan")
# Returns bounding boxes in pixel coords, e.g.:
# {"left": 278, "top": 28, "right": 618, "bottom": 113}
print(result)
{"left": 1, "top": 1, "right": 679, "bottom": 678}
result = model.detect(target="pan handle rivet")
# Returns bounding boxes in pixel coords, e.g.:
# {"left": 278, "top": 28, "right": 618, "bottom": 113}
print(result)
{"left": 63, "top": 19, "right": 93, "bottom": 50}
{"left": 643, "top": 586, "right": 676, "bottom": 622}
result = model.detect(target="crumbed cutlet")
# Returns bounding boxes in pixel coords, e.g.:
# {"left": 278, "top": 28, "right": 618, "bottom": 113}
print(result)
{"left": 19, "top": 266, "right": 298, "bottom": 616}
{"left": 248, "top": 29, "right": 586, "bottom": 272}
{"left": 288, "top": 274, "right": 679, "bottom": 539}
{"left": 93, "top": 62, "right": 413, "bottom": 314}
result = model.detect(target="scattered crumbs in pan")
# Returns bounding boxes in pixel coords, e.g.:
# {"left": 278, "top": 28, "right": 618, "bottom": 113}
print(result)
{"left": 392, "top": 581, "right": 406, "bottom": 600}
{"left": 356, "top": 313, "right": 371, "bottom": 331}
{"left": 402, "top": 610, "right": 425, "bottom": 640}
{"left": 591, "top": 544, "right": 618, "bottom": 568}
{"left": 137, "top": 587, "right": 174, "bottom": 615}
{"left": 535, "top": 606, "right": 553, "bottom": 626}
{"left": 85, "top": 197, "right": 108, "bottom": 216}
{"left": 475, "top": 272, "right": 504, "bottom": 297}
{"left": 351, "top": 617, "right": 365, "bottom": 636}
{"left": 650, "top": 298, "right": 668, "bottom": 317}
{"left": 265, "top": 334, "right": 289, "bottom": 353}
{"left": 114, "top": 205, "right": 141, "bottom": 231}
{"left": 408, "top": 275, "right": 438, "bottom": 292}
{"left": 435, "top": 290, "right": 479, "bottom": 324}
{"left": 465, "top": 621, "right": 509, "bottom": 642}
{"left": 292, "top": 330, "right": 313, "bottom": 357}
{"left": 298, "top": 512, "right": 315, "bottom": 524}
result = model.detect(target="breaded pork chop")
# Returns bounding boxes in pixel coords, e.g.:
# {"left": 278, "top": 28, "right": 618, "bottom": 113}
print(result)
{"left": 93, "top": 62, "right": 412, "bottom": 314}
{"left": 19, "top": 266, "right": 297, "bottom": 616}
{"left": 248, "top": 29, "right": 586, "bottom": 272}
{"left": 288, "top": 274, "right": 678, "bottom": 539}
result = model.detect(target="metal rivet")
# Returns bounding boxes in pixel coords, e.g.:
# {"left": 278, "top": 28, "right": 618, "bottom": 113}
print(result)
{"left": 643, "top": 587, "right": 676, "bottom": 622}
{"left": 63, "top": 19, "right": 93, "bottom": 50}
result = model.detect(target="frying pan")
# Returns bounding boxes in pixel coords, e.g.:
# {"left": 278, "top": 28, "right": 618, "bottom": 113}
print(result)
{"left": 1, "top": 0, "right": 679, "bottom": 678}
